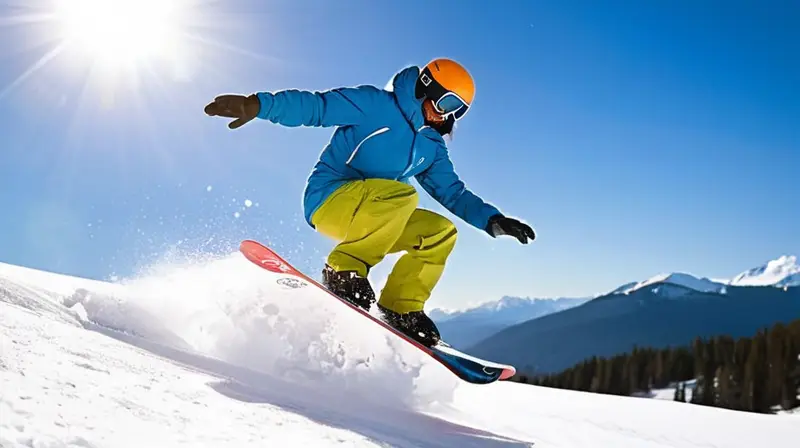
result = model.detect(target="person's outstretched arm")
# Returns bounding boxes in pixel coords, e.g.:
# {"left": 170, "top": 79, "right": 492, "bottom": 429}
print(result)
{"left": 204, "top": 85, "right": 380, "bottom": 129}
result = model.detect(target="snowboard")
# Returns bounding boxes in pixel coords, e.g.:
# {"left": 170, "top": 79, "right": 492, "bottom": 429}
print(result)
{"left": 239, "top": 239, "right": 516, "bottom": 385}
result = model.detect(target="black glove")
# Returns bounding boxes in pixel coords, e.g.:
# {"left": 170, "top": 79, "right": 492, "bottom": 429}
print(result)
{"left": 204, "top": 94, "right": 261, "bottom": 129}
{"left": 486, "top": 214, "right": 536, "bottom": 244}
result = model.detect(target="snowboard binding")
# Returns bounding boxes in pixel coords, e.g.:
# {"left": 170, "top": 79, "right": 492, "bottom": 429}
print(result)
{"left": 321, "top": 264, "right": 375, "bottom": 311}
{"left": 377, "top": 304, "right": 441, "bottom": 348}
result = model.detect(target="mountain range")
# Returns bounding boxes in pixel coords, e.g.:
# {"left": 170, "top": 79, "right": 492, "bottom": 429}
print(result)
{"left": 429, "top": 296, "right": 590, "bottom": 348}
{"left": 452, "top": 255, "right": 800, "bottom": 374}
{"left": 613, "top": 254, "right": 800, "bottom": 296}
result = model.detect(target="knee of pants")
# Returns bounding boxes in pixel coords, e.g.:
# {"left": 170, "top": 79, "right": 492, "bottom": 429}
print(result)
{"left": 417, "top": 211, "right": 458, "bottom": 258}
{"left": 436, "top": 219, "right": 458, "bottom": 256}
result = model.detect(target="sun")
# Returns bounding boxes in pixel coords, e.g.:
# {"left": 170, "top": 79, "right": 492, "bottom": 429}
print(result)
{"left": 54, "top": 0, "right": 180, "bottom": 69}
{"left": 0, "top": 0, "right": 275, "bottom": 110}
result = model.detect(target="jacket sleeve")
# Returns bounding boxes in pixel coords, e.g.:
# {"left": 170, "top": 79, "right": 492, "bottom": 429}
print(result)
{"left": 255, "top": 85, "right": 379, "bottom": 128}
{"left": 415, "top": 144, "right": 502, "bottom": 234}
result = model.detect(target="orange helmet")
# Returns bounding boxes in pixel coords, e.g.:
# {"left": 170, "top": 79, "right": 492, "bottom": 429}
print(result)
{"left": 415, "top": 58, "right": 474, "bottom": 120}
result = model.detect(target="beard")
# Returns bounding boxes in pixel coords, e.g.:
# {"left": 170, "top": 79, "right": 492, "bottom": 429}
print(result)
{"left": 421, "top": 99, "right": 456, "bottom": 136}
{"left": 428, "top": 115, "right": 455, "bottom": 136}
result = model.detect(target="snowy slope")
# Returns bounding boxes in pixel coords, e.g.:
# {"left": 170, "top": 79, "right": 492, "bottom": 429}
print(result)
{"left": 2, "top": 256, "right": 799, "bottom": 447}
{"left": 728, "top": 255, "right": 800, "bottom": 287}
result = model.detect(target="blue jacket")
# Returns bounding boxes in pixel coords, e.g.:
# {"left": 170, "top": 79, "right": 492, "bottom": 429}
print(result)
{"left": 255, "top": 65, "right": 501, "bottom": 234}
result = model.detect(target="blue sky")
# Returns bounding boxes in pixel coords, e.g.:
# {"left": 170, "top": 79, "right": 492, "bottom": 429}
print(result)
{"left": 0, "top": 0, "right": 798, "bottom": 309}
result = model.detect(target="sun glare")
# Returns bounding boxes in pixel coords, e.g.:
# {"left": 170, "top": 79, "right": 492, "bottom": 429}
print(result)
{"left": 1, "top": 0, "right": 273, "bottom": 113}
{"left": 55, "top": 0, "right": 179, "bottom": 68}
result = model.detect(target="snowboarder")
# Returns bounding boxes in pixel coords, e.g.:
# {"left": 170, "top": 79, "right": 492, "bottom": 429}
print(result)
{"left": 204, "top": 58, "right": 536, "bottom": 347}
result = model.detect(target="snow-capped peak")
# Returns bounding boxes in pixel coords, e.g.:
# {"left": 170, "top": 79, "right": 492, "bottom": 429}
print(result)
{"left": 617, "top": 272, "right": 725, "bottom": 296}
{"left": 728, "top": 255, "right": 800, "bottom": 287}
{"left": 477, "top": 296, "right": 537, "bottom": 312}
{"left": 609, "top": 255, "right": 800, "bottom": 297}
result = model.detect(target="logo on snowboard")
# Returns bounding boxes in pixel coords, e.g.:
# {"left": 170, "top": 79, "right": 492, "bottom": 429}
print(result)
{"left": 276, "top": 277, "right": 308, "bottom": 289}
{"left": 261, "top": 257, "right": 292, "bottom": 273}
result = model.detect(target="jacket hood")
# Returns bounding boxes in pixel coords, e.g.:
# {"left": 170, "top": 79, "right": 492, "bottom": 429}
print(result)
{"left": 390, "top": 66, "right": 425, "bottom": 130}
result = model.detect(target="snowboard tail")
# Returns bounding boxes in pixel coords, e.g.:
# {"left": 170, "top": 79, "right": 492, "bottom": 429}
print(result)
{"left": 239, "top": 239, "right": 516, "bottom": 385}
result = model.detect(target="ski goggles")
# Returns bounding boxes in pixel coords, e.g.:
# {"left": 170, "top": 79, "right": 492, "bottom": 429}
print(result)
{"left": 419, "top": 68, "right": 470, "bottom": 120}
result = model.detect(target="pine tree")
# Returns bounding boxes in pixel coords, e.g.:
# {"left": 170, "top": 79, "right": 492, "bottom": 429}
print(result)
{"left": 702, "top": 337, "right": 717, "bottom": 405}
{"left": 524, "top": 317, "right": 800, "bottom": 414}
{"left": 617, "top": 355, "right": 632, "bottom": 396}
{"left": 674, "top": 381, "right": 686, "bottom": 403}
{"left": 601, "top": 357, "right": 614, "bottom": 393}
{"left": 654, "top": 349, "right": 667, "bottom": 389}
{"left": 767, "top": 324, "right": 787, "bottom": 406}
{"left": 626, "top": 351, "right": 639, "bottom": 395}
{"left": 781, "top": 337, "right": 799, "bottom": 411}
{"left": 591, "top": 357, "right": 606, "bottom": 393}
{"left": 716, "top": 365, "right": 732, "bottom": 409}
{"left": 743, "top": 330, "right": 770, "bottom": 413}
{"left": 691, "top": 337, "right": 714, "bottom": 406}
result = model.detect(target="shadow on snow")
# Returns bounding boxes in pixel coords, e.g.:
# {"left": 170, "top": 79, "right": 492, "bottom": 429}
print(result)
{"left": 85, "top": 322, "right": 534, "bottom": 448}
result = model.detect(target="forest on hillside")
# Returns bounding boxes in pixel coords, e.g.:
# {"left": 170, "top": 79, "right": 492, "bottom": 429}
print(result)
{"left": 510, "top": 318, "right": 800, "bottom": 414}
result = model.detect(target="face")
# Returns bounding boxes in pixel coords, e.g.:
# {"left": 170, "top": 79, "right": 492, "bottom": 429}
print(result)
{"left": 422, "top": 99, "right": 446, "bottom": 124}
{"left": 421, "top": 99, "right": 455, "bottom": 136}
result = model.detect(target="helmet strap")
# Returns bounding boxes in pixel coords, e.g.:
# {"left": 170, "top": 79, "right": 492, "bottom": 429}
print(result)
{"left": 415, "top": 76, "right": 426, "bottom": 99}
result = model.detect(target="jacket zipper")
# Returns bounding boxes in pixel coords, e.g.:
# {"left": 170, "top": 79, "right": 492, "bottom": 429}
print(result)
{"left": 397, "top": 134, "right": 418, "bottom": 179}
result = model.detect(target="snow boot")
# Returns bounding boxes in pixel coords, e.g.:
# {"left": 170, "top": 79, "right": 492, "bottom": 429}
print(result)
{"left": 377, "top": 303, "right": 441, "bottom": 347}
{"left": 321, "top": 264, "right": 375, "bottom": 311}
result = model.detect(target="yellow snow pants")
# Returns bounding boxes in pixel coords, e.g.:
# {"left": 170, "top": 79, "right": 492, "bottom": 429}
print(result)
{"left": 310, "top": 179, "right": 457, "bottom": 314}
